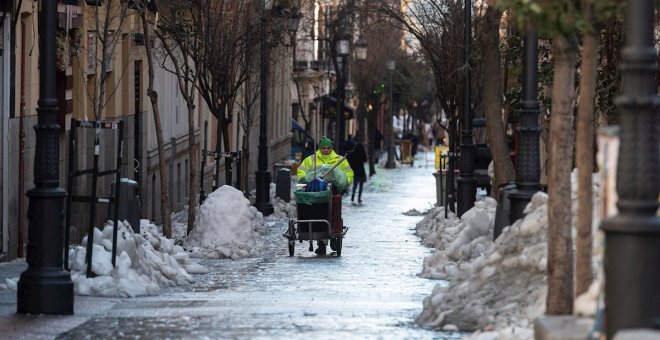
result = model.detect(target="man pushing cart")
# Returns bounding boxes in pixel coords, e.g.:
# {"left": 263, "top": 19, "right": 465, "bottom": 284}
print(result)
{"left": 285, "top": 137, "right": 353, "bottom": 256}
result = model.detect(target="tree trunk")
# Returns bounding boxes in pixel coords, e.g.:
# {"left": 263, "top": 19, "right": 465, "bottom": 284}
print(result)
{"left": 186, "top": 101, "right": 197, "bottom": 234}
{"left": 546, "top": 35, "right": 577, "bottom": 315}
{"left": 141, "top": 13, "right": 172, "bottom": 237}
{"left": 241, "top": 134, "right": 249, "bottom": 192}
{"left": 480, "top": 5, "right": 515, "bottom": 199}
{"left": 575, "top": 28, "right": 598, "bottom": 296}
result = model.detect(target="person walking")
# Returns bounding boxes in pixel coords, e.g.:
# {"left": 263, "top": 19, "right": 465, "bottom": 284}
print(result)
{"left": 347, "top": 135, "right": 368, "bottom": 204}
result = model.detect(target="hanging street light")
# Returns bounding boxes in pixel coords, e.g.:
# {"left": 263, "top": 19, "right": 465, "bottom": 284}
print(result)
{"left": 335, "top": 32, "right": 350, "bottom": 153}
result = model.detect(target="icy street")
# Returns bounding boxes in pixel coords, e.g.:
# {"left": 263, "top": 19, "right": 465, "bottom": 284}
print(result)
{"left": 54, "top": 152, "right": 462, "bottom": 339}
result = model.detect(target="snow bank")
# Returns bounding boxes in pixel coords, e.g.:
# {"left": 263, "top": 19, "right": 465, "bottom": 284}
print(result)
{"left": 417, "top": 172, "right": 603, "bottom": 336}
{"left": 184, "top": 185, "right": 268, "bottom": 259}
{"left": 270, "top": 197, "right": 297, "bottom": 220}
{"left": 416, "top": 198, "right": 498, "bottom": 280}
{"left": 68, "top": 219, "right": 206, "bottom": 297}
{"left": 416, "top": 193, "right": 548, "bottom": 331}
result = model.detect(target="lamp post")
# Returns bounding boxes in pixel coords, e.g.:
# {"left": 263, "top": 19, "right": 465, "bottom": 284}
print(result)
{"left": 335, "top": 32, "right": 350, "bottom": 153}
{"left": 508, "top": 22, "right": 541, "bottom": 223}
{"left": 456, "top": 0, "right": 475, "bottom": 216}
{"left": 354, "top": 37, "right": 367, "bottom": 139}
{"left": 385, "top": 59, "right": 396, "bottom": 169}
{"left": 600, "top": 0, "right": 660, "bottom": 337}
{"left": 17, "top": 0, "right": 74, "bottom": 314}
{"left": 254, "top": 1, "right": 274, "bottom": 215}
{"left": 255, "top": 5, "right": 301, "bottom": 215}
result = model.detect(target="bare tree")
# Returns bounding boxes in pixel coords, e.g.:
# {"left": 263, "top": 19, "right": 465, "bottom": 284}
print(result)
{"left": 477, "top": 1, "right": 515, "bottom": 199}
{"left": 236, "top": 66, "right": 261, "bottom": 192}
{"left": 377, "top": 0, "right": 468, "bottom": 209}
{"left": 83, "top": 0, "right": 131, "bottom": 120}
{"left": 134, "top": 1, "right": 173, "bottom": 237}
{"left": 156, "top": 1, "right": 202, "bottom": 234}
{"left": 192, "top": 0, "right": 262, "bottom": 181}
{"left": 575, "top": 0, "right": 597, "bottom": 298}
{"left": 546, "top": 33, "right": 576, "bottom": 315}
{"left": 575, "top": 0, "right": 622, "bottom": 297}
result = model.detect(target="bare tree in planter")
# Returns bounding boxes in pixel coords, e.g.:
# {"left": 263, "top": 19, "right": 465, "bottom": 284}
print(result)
{"left": 133, "top": 0, "right": 173, "bottom": 237}
{"left": 154, "top": 0, "right": 203, "bottom": 234}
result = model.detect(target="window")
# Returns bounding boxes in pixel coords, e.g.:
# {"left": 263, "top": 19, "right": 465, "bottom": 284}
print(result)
{"left": 87, "top": 32, "right": 96, "bottom": 74}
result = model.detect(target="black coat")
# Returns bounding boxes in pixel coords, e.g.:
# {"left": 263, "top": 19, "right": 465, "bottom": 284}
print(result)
{"left": 347, "top": 142, "right": 367, "bottom": 181}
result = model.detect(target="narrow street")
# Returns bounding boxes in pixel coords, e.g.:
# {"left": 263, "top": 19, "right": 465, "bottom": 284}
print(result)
{"left": 49, "top": 152, "right": 457, "bottom": 339}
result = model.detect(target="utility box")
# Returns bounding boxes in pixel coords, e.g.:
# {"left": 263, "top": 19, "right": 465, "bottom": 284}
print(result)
{"left": 275, "top": 168, "right": 291, "bottom": 202}
{"left": 108, "top": 178, "right": 141, "bottom": 233}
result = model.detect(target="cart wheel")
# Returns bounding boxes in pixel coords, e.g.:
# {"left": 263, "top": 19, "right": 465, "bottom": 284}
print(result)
{"left": 336, "top": 236, "right": 342, "bottom": 257}
{"left": 330, "top": 238, "right": 338, "bottom": 251}
{"left": 287, "top": 220, "right": 296, "bottom": 257}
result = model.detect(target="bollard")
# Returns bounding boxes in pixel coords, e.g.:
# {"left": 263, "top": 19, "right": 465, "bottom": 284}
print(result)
{"left": 275, "top": 168, "right": 291, "bottom": 202}
{"left": 432, "top": 171, "right": 446, "bottom": 207}
{"left": 493, "top": 182, "right": 516, "bottom": 239}
{"left": 108, "top": 178, "right": 141, "bottom": 233}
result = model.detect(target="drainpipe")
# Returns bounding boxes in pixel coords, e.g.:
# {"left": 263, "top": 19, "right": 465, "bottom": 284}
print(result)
{"left": 16, "top": 18, "right": 24, "bottom": 258}
{"left": 2, "top": 11, "right": 11, "bottom": 255}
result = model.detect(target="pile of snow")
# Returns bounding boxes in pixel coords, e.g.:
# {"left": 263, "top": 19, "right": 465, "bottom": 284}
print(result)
{"left": 171, "top": 208, "right": 190, "bottom": 241}
{"left": 68, "top": 219, "right": 207, "bottom": 297}
{"left": 270, "top": 197, "right": 297, "bottom": 220}
{"left": 416, "top": 172, "right": 603, "bottom": 336}
{"left": 184, "top": 185, "right": 268, "bottom": 259}
{"left": 416, "top": 193, "right": 548, "bottom": 331}
{"left": 416, "top": 198, "right": 498, "bottom": 280}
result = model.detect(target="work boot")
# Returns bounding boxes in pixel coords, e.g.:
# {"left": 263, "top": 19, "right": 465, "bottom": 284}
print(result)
{"left": 315, "top": 241, "right": 326, "bottom": 255}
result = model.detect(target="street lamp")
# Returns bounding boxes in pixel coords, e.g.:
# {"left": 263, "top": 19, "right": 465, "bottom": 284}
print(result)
{"left": 354, "top": 37, "right": 367, "bottom": 63}
{"left": 335, "top": 32, "right": 350, "bottom": 153}
{"left": 456, "top": 0, "right": 476, "bottom": 216}
{"left": 385, "top": 59, "right": 396, "bottom": 169}
{"left": 17, "top": 0, "right": 74, "bottom": 314}
{"left": 508, "top": 22, "right": 541, "bottom": 223}
{"left": 600, "top": 0, "right": 660, "bottom": 337}
{"left": 255, "top": 3, "right": 301, "bottom": 215}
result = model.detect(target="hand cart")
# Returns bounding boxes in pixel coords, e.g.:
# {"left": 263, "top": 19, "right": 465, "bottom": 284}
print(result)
{"left": 283, "top": 184, "right": 348, "bottom": 256}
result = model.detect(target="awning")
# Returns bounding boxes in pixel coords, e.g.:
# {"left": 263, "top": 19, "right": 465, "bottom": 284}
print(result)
{"left": 315, "top": 95, "right": 354, "bottom": 120}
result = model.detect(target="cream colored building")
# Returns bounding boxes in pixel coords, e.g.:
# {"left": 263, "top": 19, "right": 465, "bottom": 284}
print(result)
{"left": 0, "top": 0, "right": 297, "bottom": 258}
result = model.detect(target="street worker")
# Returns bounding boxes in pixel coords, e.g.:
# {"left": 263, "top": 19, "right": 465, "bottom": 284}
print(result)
{"left": 296, "top": 136, "right": 354, "bottom": 186}
{"left": 296, "top": 136, "right": 353, "bottom": 255}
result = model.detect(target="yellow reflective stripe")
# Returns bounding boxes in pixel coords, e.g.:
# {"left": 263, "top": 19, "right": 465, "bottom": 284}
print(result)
{"left": 298, "top": 166, "right": 309, "bottom": 172}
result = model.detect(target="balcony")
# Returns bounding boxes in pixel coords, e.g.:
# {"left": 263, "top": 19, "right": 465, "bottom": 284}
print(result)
{"left": 293, "top": 60, "right": 334, "bottom": 73}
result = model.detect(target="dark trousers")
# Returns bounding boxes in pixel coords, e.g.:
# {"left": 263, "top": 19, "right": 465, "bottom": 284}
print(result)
{"left": 351, "top": 179, "right": 364, "bottom": 201}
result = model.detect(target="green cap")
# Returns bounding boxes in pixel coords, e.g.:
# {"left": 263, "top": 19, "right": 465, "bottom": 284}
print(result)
{"left": 319, "top": 136, "right": 333, "bottom": 148}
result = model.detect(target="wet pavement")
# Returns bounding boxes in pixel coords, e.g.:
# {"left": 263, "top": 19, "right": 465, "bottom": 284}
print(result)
{"left": 2, "top": 151, "right": 461, "bottom": 339}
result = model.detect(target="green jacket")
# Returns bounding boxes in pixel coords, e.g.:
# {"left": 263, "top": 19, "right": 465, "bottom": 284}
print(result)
{"left": 297, "top": 149, "right": 354, "bottom": 184}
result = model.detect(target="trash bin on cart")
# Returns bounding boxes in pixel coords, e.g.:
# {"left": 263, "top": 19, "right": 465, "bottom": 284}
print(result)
{"left": 284, "top": 185, "right": 348, "bottom": 257}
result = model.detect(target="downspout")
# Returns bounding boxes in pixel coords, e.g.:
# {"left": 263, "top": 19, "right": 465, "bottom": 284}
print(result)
{"left": 2, "top": 10, "right": 11, "bottom": 254}
{"left": 16, "top": 18, "right": 24, "bottom": 258}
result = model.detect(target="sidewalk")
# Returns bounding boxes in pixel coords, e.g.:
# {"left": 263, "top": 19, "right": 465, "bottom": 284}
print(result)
{"left": 0, "top": 259, "right": 119, "bottom": 340}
